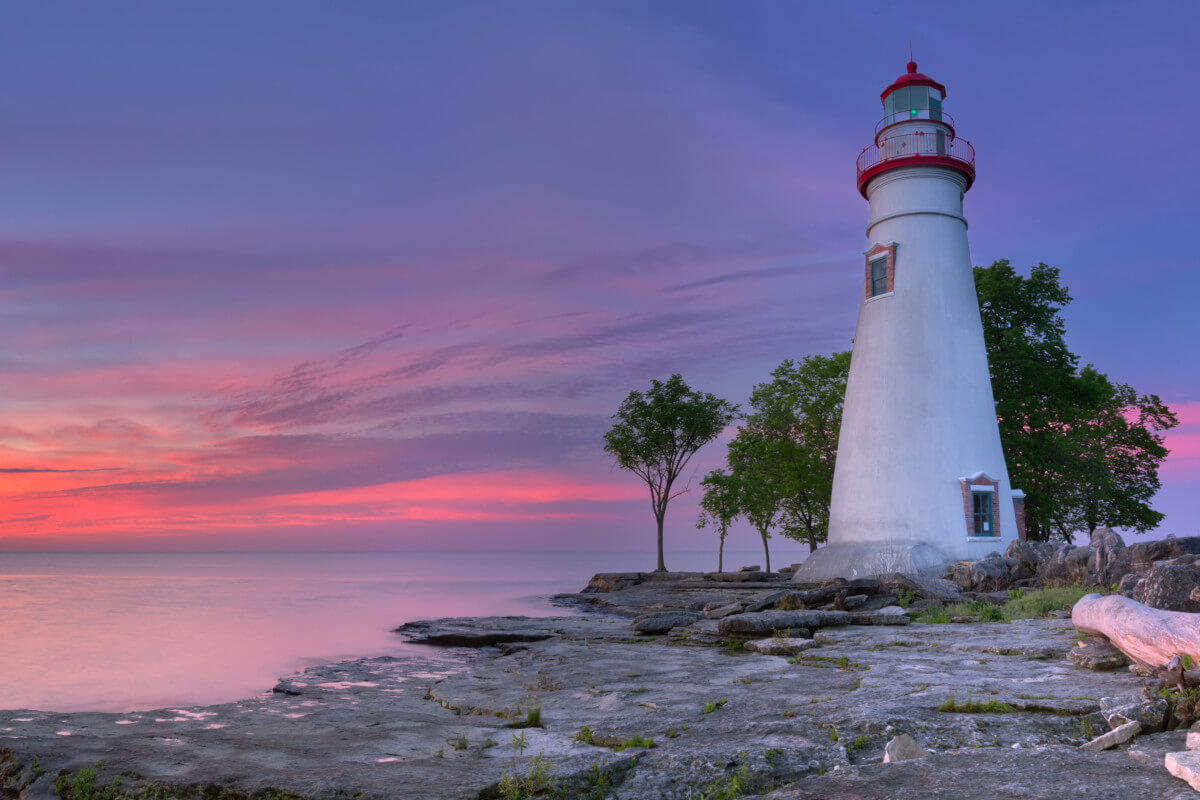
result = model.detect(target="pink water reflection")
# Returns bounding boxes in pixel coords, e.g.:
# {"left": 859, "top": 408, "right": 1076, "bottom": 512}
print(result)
{"left": 0, "top": 551, "right": 597, "bottom": 712}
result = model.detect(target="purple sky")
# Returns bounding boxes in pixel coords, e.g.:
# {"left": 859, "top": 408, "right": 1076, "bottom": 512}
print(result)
{"left": 1, "top": 1, "right": 1197, "bottom": 554}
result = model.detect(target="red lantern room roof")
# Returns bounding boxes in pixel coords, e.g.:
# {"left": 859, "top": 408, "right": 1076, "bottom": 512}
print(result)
{"left": 880, "top": 61, "right": 946, "bottom": 103}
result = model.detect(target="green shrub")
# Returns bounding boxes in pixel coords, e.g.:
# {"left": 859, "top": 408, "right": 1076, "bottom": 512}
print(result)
{"left": 1001, "top": 585, "right": 1092, "bottom": 620}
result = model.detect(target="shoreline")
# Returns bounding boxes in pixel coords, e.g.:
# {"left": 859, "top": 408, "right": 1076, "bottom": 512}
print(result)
{"left": 1, "top": 572, "right": 1190, "bottom": 799}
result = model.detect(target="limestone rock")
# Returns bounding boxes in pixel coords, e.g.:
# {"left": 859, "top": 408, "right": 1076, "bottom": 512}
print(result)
{"left": 1118, "top": 573, "right": 1143, "bottom": 598}
{"left": 1038, "top": 544, "right": 1095, "bottom": 587}
{"left": 1088, "top": 543, "right": 1133, "bottom": 587}
{"left": 1090, "top": 527, "right": 1126, "bottom": 549}
{"left": 718, "top": 609, "right": 852, "bottom": 637}
{"left": 667, "top": 619, "right": 724, "bottom": 645}
{"left": 1004, "top": 539, "right": 1057, "bottom": 579}
{"left": 849, "top": 610, "right": 912, "bottom": 626}
{"left": 1132, "top": 564, "right": 1200, "bottom": 612}
{"left": 882, "top": 733, "right": 928, "bottom": 763}
{"left": 1099, "top": 697, "right": 1167, "bottom": 731}
{"left": 743, "top": 637, "right": 820, "bottom": 656}
{"left": 703, "top": 602, "right": 744, "bottom": 619}
{"left": 1066, "top": 638, "right": 1130, "bottom": 671}
{"left": 884, "top": 573, "right": 963, "bottom": 603}
{"left": 737, "top": 565, "right": 761, "bottom": 572}
{"left": 395, "top": 618, "right": 556, "bottom": 647}
{"left": 968, "top": 552, "right": 1013, "bottom": 592}
{"left": 583, "top": 572, "right": 646, "bottom": 593}
{"left": 1187, "top": 725, "right": 1200, "bottom": 751}
{"left": 1129, "top": 537, "right": 1200, "bottom": 573}
{"left": 1165, "top": 751, "right": 1200, "bottom": 790}
{"left": 630, "top": 611, "right": 702, "bottom": 635}
{"left": 743, "top": 590, "right": 806, "bottom": 613}
{"left": 1079, "top": 720, "right": 1139, "bottom": 751}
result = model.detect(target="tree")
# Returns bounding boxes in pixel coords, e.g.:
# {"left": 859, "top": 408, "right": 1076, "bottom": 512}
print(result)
{"left": 1061, "top": 368, "right": 1176, "bottom": 536}
{"left": 726, "top": 431, "right": 783, "bottom": 573}
{"left": 974, "top": 260, "right": 1178, "bottom": 541}
{"left": 697, "top": 469, "right": 739, "bottom": 573}
{"left": 604, "top": 375, "right": 738, "bottom": 571}
{"left": 743, "top": 353, "right": 850, "bottom": 553}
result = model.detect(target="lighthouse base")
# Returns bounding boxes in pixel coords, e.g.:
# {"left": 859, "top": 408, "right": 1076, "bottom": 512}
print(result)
{"left": 793, "top": 542, "right": 954, "bottom": 582}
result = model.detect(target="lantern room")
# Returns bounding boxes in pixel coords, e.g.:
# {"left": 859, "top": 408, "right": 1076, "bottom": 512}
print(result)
{"left": 856, "top": 61, "right": 975, "bottom": 198}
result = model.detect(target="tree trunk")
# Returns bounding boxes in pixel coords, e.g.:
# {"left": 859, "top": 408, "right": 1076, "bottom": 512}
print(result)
{"left": 655, "top": 512, "right": 666, "bottom": 572}
{"left": 1073, "top": 593, "right": 1200, "bottom": 670}
{"left": 807, "top": 532, "right": 817, "bottom": 553}
{"left": 718, "top": 535, "right": 725, "bottom": 574}
{"left": 761, "top": 534, "right": 771, "bottom": 574}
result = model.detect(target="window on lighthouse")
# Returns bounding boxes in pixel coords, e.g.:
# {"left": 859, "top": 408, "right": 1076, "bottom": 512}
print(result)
{"left": 869, "top": 256, "right": 889, "bottom": 297}
{"left": 972, "top": 491, "right": 995, "bottom": 536}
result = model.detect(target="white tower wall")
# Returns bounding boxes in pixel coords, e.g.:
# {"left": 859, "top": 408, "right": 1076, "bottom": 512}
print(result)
{"left": 797, "top": 67, "right": 1018, "bottom": 580}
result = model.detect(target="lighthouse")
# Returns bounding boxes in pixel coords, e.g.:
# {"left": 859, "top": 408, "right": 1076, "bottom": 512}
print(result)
{"left": 797, "top": 61, "right": 1024, "bottom": 580}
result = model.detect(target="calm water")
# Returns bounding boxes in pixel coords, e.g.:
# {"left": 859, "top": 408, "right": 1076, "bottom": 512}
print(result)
{"left": 0, "top": 549, "right": 784, "bottom": 713}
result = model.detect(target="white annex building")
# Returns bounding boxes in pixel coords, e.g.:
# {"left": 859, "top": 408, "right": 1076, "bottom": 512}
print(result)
{"left": 797, "top": 62, "right": 1025, "bottom": 580}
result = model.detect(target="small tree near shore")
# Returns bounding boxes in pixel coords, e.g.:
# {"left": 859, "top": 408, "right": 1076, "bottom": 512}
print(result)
{"left": 697, "top": 468, "right": 739, "bottom": 573}
{"left": 605, "top": 375, "right": 738, "bottom": 572}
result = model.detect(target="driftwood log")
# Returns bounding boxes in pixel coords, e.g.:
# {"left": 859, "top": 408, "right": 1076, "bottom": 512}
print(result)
{"left": 1073, "top": 593, "right": 1200, "bottom": 671}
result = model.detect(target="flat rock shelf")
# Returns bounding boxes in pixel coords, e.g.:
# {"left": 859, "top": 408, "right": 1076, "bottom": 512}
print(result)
{"left": 1, "top": 579, "right": 1194, "bottom": 800}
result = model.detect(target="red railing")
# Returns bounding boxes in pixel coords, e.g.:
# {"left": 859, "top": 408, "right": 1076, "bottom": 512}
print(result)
{"left": 874, "top": 108, "right": 955, "bottom": 139}
{"left": 856, "top": 131, "right": 975, "bottom": 189}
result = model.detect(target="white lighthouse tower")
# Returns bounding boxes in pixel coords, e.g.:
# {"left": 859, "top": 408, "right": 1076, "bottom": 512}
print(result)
{"left": 797, "top": 61, "right": 1024, "bottom": 580}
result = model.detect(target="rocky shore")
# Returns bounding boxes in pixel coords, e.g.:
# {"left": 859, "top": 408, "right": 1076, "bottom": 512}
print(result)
{"left": 2, "top": 564, "right": 1198, "bottom": 799}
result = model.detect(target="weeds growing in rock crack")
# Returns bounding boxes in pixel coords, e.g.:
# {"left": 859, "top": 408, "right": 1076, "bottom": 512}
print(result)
{"left": 702, "top": 698, "right": 728, "bottom": 714}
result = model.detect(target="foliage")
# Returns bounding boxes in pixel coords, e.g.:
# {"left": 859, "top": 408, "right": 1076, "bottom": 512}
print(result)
{"left": 611, "top": 736, "right": 655, "bottom": 751}
{"left": 697, "top": 468, "right": 740, "bottom": 573}
{"left": 701, "top": 353, "right": 849, "bottom": 572}
{"left": 511, "top": 731, "right": 527, "bottom": 754}
{"left": 573, "top": 726, "right": 595, "bottom": 745}
{"left": 605, "top": 374, "right": 738, "bottom": 570}
{"left": 702, "top": 698, "right": 728, "bottom": 714}
{"left": 733, "top": 354, "right": 851, "bottom": 561}
{"left": 688, "top": 766, "right": 750, "bottom": 800}
{"left": 938, "top": 696, "right": 1018, "bottom": 713}
{"left": 999, "top": 584, "right": 1091, "bottom": 619}
{"left": 974, "top": 261, "right": 1177, "bottom": 540}
{"left": 497, "top": 755, "right": 553, "bottom": 800}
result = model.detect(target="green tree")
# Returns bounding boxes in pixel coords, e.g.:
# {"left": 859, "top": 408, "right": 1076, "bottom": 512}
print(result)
{"left": 697, "top": 468, "right": 739, "bottom": 573}
{"left": 1062, "top": 368, "right": 1176, "bottom": 536}
{"left": 726, "top": 431, "right": 783, "bottom": 573}
{"left": 744, "top": 353, "right": 851, "bottom": 553}
{"left": 974, "top": 260, "right": 1177, "bottom": 540}
{"left": 605, "top": 375, "right": 738, "bottom": 571}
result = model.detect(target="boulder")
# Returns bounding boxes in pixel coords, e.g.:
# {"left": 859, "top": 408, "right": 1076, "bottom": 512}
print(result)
{"left": 1118, "top": 573, "right": 1143, "bottom": 598}
{"left": 667, "top": 619, "right": 723, "bottom": 646}
{"left": 1038, "top": 545, "right": 1095, "bottom": 587}
{"left": 718, "top": 609, "right": 852, "bottom": 637}
{"left": 1080, "top": 720, "right": 1140, "bottom": 751}
{"left": 738, "top": 565, "right": 762, "bottom": 572}
{"left": 885, "top": 573, "right": 963, "bottom": 603}
{"left": 1132, "top": 564, "right": 1200, "bottom": 612}
{"left": 583, "top": 572, "right": 646, "bottom": 593}
{"left": 1165, "top": 751, "right": 1200, "bottom": 791}
{"left": 630, "top": 611, "right": 702, "bottom": 635}
{"left": 1129, "top": 537, "right": 1200, "bottom": 573}
{"left": 1067, "top": 638, "right": 1130, "bottom": 671}
{"left": 1090, "top": 527, "right": 1126, "bottom": 549}
{"left": 883, "top": 733, "right": 928, "bottom": 763}
{"left": 1187, "top": 722, "right": 1200, "bottom": 751}
{"left": 1100, "top": 697, "right": 1167, "bottom": 731}
{"left": 704, "top": 602, "right": 745, "bottom": 619}
{"left": 743, "top": 637, "right": 820, "bottom": 656}
{"left": 1005, "top": 539, "right": 1058, "bottom": 579}
{"left": 952, "top": 552, "right": 1012, "bottom": 592}
{"left": 1089, "top": 543, "right": 1134, "bottom": 587}
{"left": 743, "top": 590, "right": 806, "bottom": 613}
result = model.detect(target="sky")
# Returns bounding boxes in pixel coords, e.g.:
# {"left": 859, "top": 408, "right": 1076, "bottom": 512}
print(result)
{"left": 1, "top": 1, "right": 1197, "bottom": 554}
